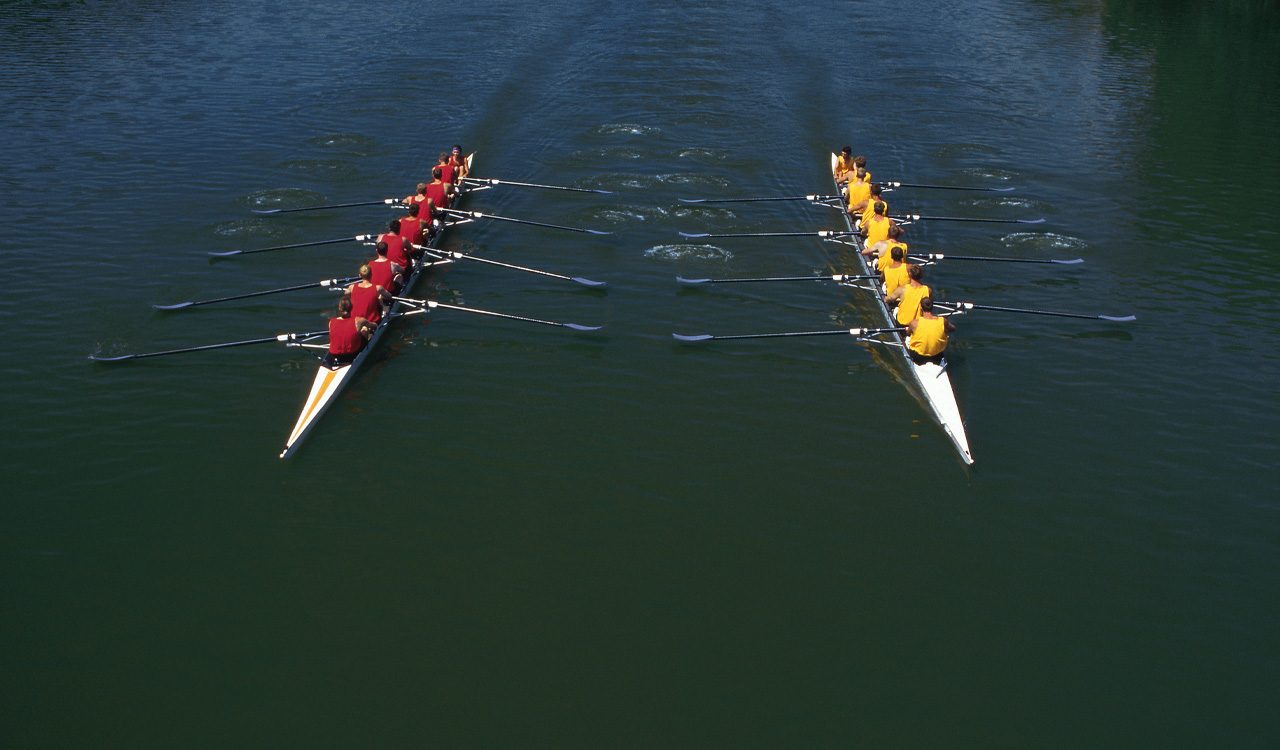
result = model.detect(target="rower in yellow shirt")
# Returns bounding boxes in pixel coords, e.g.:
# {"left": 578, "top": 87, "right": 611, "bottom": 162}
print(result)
{"left": 885, "top": 264, "right": 931, "bottom": 326}
{"left": 849, "top": 155, "right": 871, "bottom": 187}
{"left": 860, "top": 183, "right": 887, "bottom": 225}
{"left": 906, "top": 297, "right": 955, "bottom": 365}
{"left": 865, "top": 225, "right": 907, "bottom": 269}
{"left": 880, "top": 246, "right": 910, "bottom": 296}
{"left": 846, "top": 171, "right": 871, "bottom": 216}
{"left": 860, "top": 201, "right": 894, "bottom": 245}
{"left": 833, "top": 146, "right": 855, "bottom": 185}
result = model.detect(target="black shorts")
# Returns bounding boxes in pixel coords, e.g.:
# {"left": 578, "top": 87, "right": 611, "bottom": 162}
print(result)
{"left": 321, "top": 351, "right": 359, "bottom": 368}
{"left": 908, "top": 350, "right": 945, "bottom": 366}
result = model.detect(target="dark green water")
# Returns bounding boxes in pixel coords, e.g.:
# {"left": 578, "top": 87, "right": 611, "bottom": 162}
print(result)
{"left": 3, "top": 0, "right": 1277, "bottom": 745}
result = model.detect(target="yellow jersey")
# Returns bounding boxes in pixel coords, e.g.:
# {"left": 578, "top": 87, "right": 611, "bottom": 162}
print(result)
{"left": 896, "top": 283, "right": 931, "bottom": 326}
{"left": 846, "top": 179, "right": 871, "bottom": 212}
{"left": 862, "top": 198, "right": 886, "bottom": 226}
{"left": 908, "top": 316, "right": 948, "bottom": 357}
{"left": 834, "top": 154, "right": 855, "bottom": 181}
{"left": 851, "top": 168, "right": 872, "bottom": 185}
{"left": 863, "top": 214, "right": 892, "bottom": 245}
{"left": 875, "top": 241, "right": 908, "bottom": 272}
{"left": 882, "top": 262, "right": 910, "bottom": 296}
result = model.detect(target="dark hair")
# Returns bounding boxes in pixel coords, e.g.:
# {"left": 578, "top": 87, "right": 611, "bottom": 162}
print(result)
{"left": 337, "top": 295, "right": 353, "bottom": 315}
{"left": 406, "top": 203, "right": 419, "bottom": 217}
{"left": 873, "top": 201, "right": 886, "bottom": 215}
{"left": 891, "top": 246, "right": 904, "bottom": 261}
{"left": 853, "top": 155, "right": 866, "bottom": 168}
{"left": 375, "top": 241, "right": 388, "bottom": 256}
{"left": 907, "top": 264, "right": 924, "bottom": 280}
{"left": 389, "top": 219, "right": 401, "bottom": 231}
{"left": 432, "top": 166, "right": 442, "bottom": 180}
{"left": 869, "top": 184, "right": 882, "bottom": 197}
{"left": 919, "top": 296, "right": 933, "bottom": 312}
{"left": 841, "top": 146, "right": 852, "bottom": 156}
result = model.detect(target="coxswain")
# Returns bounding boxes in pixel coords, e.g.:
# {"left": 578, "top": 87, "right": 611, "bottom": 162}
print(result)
{"left": 424, "top": 166, "right": 449, "bottom": 211}
{"left": 906, "top": 297, "right": 955, "bottom": 365}
{"left": 860, "top": 201, "right": 895, "bottom": 246}
{"left": 369, "top": 241, "right": 403, "bottom": 294}
{"left": 880, "top": 246, "right": 911, "bottom": 298}
{"left": 447, "top": 144, "right": 469, "bottom": 182}
{"left": 886, "top": 263, "right": 932, "bottom": 327}
{"left": 834, "top": 146, "right": 855, "bottom": 186}
{"left": 379, "top": 219, "right": 414, "bottom": 271}
{"left": 347, "top": 264, "right": 391, "bottom": 324}
{"left": 324, "top": 295, "right": 373, "bottom": 368}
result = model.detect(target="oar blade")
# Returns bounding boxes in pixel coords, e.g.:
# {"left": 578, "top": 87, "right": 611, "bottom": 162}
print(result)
{"left": 1053, "top": 258, "right": 1085, "bottom": 264}
{"left": 152, "top": 301, "right": 194, "bottom": 311}
{"left": 672, "top": 333, "right": 714, "bottom": 342}
{"left": 563, "top": 323, "right": 604, "bottom": 332}
{"left": 1020, "top": 218, "right": 1047, "bottom": 224}
{"left": 88, "top": 353, "right": 136, "bottom": 362}
{"left": 207, "top": 249, "right": 242, "bottom": 257}
{"left": 678, "top": 198, "right": 708, "bottom": 204}
{"left": 1100, "top": 314, "right": 1137, "bottom": 322}
{"left": 678, "top": 232, "right": 711, "bottom": 238}
{"left": 250, "top": 208, "right": 283, "bottom": 215}
{"left": 676, "top": 276, "right": 711, "bottom": 285}
{"left": 585, "top": 228, "right": 613, "bottom": 236}
{"left": 571, "top": 277, "right": 608, "bottom": 288}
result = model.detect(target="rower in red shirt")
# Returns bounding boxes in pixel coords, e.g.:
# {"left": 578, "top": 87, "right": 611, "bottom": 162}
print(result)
{"left": 425, "top": 166, "right": 449, "bottom": 211}
{"left": 398, "top": 204, "right": 425, "bottom": 253}
{"left": 369, "top": 241, "right": 402, "bottom": 294}
{"left": 378, "top": 219, "right": 413, "bottom": 271}
{"left": 324, "top": 295, "right": 373, "bottom": 368}
{"left": 434, "top": 151, "right": 456, "bottom": 189}
{"left": 347, "top": 264, "right": 391, "bottom": 324}
{"left": 402, "top": 182, "right": 429, "bottom": 210}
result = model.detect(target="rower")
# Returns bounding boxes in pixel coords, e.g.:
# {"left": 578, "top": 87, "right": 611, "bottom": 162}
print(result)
{"left": 880, "top": 246, "right": 911, "bottom": 298}
{"left": 849, "top": 155, "right": 871, "bottom": 187}
{"left": 369, "top": 241, "right": 403, "bottom": 294}
{"left": 846, "top": 165, "right": 872, "bottom": 218}
{"left": 447, "top": 144, "right": 469, "bottom": 182}
{"left": 379, "top": 219, "right": 414, "bottom": 271}
{"left": 424, "top": 166, "right": 449, "bottom": 212}
{"left": 324, "top": 295, "right": 373, "bottom": 368}
{"left": 834, "top": 146, "right": 855, "bottom": 186}
{"left": 434, "top": 151, "right": 457, "bottom": 200}
{"left": 906, "top": 297, "right": 955, "bottom": 365}
{"left": 403, "top": 182, "right": 428, "bottom": 208}
{"left": 347, "top": 264, "right": 391, "bottom": 324}
{"left": 865, "top": 224, "right": 908, "bottom": 269}
{"left": 399, "top": 202, "right": 426, "bottom": 252}
{"left": 886, "top": 263, "right": 932, "bottom": 327}
{"left": 860, "top": 201, "right": 895, "bottom": 246}
{"left": 860, "top": 184, "right": 887, "bottom": 226}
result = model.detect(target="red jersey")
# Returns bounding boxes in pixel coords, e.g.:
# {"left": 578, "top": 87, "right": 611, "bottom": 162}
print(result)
{"left": 436, "top": 162, "right": 456, "bottom": 185}
{"left": 369, "top": 258, "right": 397, "bottom": 291}
{"left": 378, "top": 232, "right": 411, "bottom": 268}
{"left": 425, "top": 181, "right": 448, "bottom": 211}
{"left": 328, "top": 316, "right": 364, "bottom": 356}
{"left": 398, "top": 216, "right": 423, "bottom": 245}
{"left": 349, "top": 282, "right": 382, "bottom": 323}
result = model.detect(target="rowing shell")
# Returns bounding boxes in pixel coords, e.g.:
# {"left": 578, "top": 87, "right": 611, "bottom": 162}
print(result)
{"left": 830, "top": 153, "right": 974, "bottom": 465}
{"left": 278, "top": 154, "right": 476, "bottom": 459}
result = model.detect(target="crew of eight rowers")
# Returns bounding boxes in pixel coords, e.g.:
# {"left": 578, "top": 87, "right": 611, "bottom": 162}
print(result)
{"left": 833, "top": 146, "right": 954, "bottom": 365}
{"left": 324, "top": 146, "right": 470, "bottom": 367}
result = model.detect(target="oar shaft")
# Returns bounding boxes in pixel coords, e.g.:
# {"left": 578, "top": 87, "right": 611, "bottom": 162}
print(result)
{"left": 674, "top": 326, "right": 903, "bottom": 342}
{"left": 462, "top": 177, "right": 611, "bottom": 194}
{"left": 253, "top": 199, "right": 397, "bottom": 215}
{"left": 921, "top": 253, "right": 1083, "bottom": 265}
{"left": 209, "top": 235, "right": 369, "bottom": 257}
{"left": 943, "top": 302, "right": 1136, "bottom": 321}
{"left": 89, "top": 330, "right": 328, "bottom": 361}
{"left": 679, "top": 194, "right": 840, "bottom": 204}
{"left": 155, "top": 277, "right": 355, "bottom": 310}
{"left": 895, "top": 214, "right": 1045, "bottom": 224}
{"left": 425, "top": 249, "right": 578, "bottom": 284}
{"left": 441, "top": 208, "right": 610, "bottom": 235}
{"left": 678, "top": 274, "right": 878, "bottom": 284}
{"left": 392, "top": 297, "right": 600, "bottom": 330}
{"left": 880, "top": 182, "right": 1016, "bottom": 193}
{"left": 678, "top": 230, "right": 855, "bottom": 239}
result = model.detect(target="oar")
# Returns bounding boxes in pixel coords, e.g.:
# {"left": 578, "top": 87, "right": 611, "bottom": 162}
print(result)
{"left": 252, "top": 198, "right": 400, "bottom": 215}
{"left": 391, "top": 297, "right": 603, "bottom": 331}
{"left": 879, "top": 182, "right": 1016, "bottom": 193}
{"left": 918, "top": 253, "right": 1083, "bottom": 265}
{"left": 678, "top": 194, "right": 841, "bottom": 204}
{"left": 420, "top": 248, "right": 607, "bottom": 287}
{"left": 208, "top": 234, "right": 373, "bottom": 258}
{"left": 937, "top": 301, "right": 1136, "bottom": 322}
{"left": 462, "top": 176, "right": 612, "bottom": 195}
{"left": 440, "top": 208, "right": 611, "bottom": 235}
{"left": 893, "top": 214, "right": 1045, "bottom": 224}
{"left": 89, "top": 330, "right": 328, "bottom": 362}
{"left": 673, "top": 326, "right": 904, "bottom": 342}
{"left": 153, "top": 276, "right": 357, "bottom": 310}
{"left": 677, "top": 273, "right": 878, "bottom": 285}
{"left": 678, "top": 229, "right": 856, "bottom": 239}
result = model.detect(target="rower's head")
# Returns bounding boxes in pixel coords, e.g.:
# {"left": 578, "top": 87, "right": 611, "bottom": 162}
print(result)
{"left": 873, "top": 201, "right": 886, "bottom": 216}
{"left": 869, "top": 184, "right": 883, "bottom": 198}
{"left": 452, "top": 144, "right": 463, "bottom": 156}
{"left": 375, "top": 241, "right": 388, "bottom": 257}
{"left": 919, "top": 297, "right": 934, "bottom": 313}
{"left": 841, "top": 145, "right": 852, "bottom": 158}
{"left": 389, "top": 219, "right": 401, "bottom": 232}
{"left": 406, "top": 203, "right": 420, "bottom": 217}
{"left": 416, "top": 183, "right": 427, "bottom": 195}
{"left": 432, "top": 166, "right": 442, "bottom": 180}
{"left": 358, "top": 264, "right": 372, "bottom": 281}
{"left": 891, "top": 246, "right": 904, "bottom": 261}
{"left": 438, "top": 151, "right": 449, "bottom": 163}
{"left": 853, "top": 155, "right": 867, "bottom": 169}
{"left": 337, "top": 295, "right": 353, "bottom": 317}
{"left": 907, "top": 264, "right": 924, "bottom": 281}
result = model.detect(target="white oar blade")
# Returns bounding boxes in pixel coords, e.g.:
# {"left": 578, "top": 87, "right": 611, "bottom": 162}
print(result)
{"left": 675, "top": 276, "right": 710, "bottom": 285}
{"left": 152, "top": 301, "right": 194, "bottom": 310}
{"left": 564, "top": 323, "right": 603, "bottom": 331}
{"left": 571, "top": 277, "right": 608, "bottom": 288}
{"left": 672, "top": 333, "right": 713, "bottom": 342}
{"left": 1101, "top": 314, "right": 1137, "bottom": 322}
{"left": 678, "top": 232, "right": 711, "bottom": 238}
